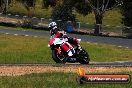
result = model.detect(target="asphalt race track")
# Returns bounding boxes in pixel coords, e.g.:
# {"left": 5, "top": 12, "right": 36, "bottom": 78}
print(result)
{"left": 0, "top": 28, "right": 132, "bottom": 48}
{"left": 0, "top": 61, "right": 132, "bottom": 66}
{"left": 0, "top": 28, "right": 132, "bottom": 66}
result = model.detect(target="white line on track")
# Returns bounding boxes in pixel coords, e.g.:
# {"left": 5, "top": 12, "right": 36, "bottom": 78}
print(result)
{"left": 118, "top": 46, "right": 122, "bottom": 48}
{"left": 34, "top": 36, "right": 38, "bottom": 38}
{"left": 25, "top": 35, "right": 29, "bottom": 37}
{"left": 94, "top": 43, "right": 98, "bottom": 45}
{"left": 5, "top": 33, "right": 9, "bottom": 35}
{"left": 14, "top": 34, "right": 18, "bottom": 36}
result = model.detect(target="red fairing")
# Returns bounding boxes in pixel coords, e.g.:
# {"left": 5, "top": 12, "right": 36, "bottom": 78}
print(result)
{"left": 61, "top": 42, "right": 73, "bottom": 52}
{"left": 49, "top": 38, "right": 55, "bottom": 46}
{"left": 49, "top": 31, "right": 64, "bottom": 46}
{"left": 73, "top": 37, "right": 80, "bottom": 43}
{"left": 54, "top": 32, "right": 63, "bottom": 38}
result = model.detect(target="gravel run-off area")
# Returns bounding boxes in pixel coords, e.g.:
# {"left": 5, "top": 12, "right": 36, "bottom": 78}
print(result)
{"left": 0, "top": 65, "right": 132, "bottom": 76}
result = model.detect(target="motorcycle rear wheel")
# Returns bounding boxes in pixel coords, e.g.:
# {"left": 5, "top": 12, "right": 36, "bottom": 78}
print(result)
{"left": 52, "top": 50, "right": 66, "bottom": 63}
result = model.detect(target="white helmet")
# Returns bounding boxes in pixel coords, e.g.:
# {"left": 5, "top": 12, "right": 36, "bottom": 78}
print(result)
{"left": 48, "top": 22, "right": 57, "bottom": 29}
{"left": 48, "top": 22, "right": 59, "bottom": 36}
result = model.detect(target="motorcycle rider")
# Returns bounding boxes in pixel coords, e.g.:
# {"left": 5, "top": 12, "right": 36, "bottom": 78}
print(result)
{"left": 48, "top": 22, "right": 81, "bottom": 62}
{"left": 48, "top": 22, "right": 80, "bottom": 45}
{"left": 48, "top": 22, "right": 66, "bottom": 39}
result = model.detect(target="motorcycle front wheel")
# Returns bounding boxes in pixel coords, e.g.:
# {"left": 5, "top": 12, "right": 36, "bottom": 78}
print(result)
{"left": 77, "top": 49, "right": 90, "bottom": 64}
{"left": 52, "top": 49, "right": 66, "bottom": 63}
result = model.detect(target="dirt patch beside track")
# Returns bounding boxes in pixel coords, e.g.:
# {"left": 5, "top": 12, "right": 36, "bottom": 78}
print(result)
{"left": 0, "top": 65, "right": 132, "bottom": 76}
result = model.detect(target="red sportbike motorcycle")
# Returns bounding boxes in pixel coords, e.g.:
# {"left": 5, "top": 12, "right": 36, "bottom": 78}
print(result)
{"left": 48, "top": 35, "right": 90, "bottom": 64}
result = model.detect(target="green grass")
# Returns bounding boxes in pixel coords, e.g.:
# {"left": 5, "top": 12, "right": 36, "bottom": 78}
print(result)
{"left": 0, "top": 33, "right": 132, "bottom": 63}
{"left": 0, "top": 33, "right": 53, "bottom": 64}
{"left": 81, "top": 42, "right": 132, "bottom": 62}
{"left": 0, "top": 72, "right": 131, "bottom": 88}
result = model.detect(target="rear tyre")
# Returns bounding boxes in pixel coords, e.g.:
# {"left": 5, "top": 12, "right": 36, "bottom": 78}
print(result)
{"left": 52, "top": 50, "right": 66, "bottom": 63}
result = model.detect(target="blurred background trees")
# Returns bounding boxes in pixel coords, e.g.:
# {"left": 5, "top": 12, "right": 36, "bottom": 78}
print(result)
{"left": 121, "top": 0, "right": 132, "bottom": 27}
{"left": 43, "top": 0, "right": 122, "bottom": 34}
{"left": 0, "top": 0, "right": 12, "bottom": 14}
{"left": 1, "top": 0, "right": 132, "bottom": 36}
{"left": 16, "top": 0, "right": 36, "bottom": 16}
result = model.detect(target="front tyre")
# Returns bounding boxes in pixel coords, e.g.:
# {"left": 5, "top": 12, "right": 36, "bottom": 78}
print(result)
{"left": 52, "top": 49, "right": 65, "bottom": 63}
{"left": 78, "top": 49, "right": 90, "bottom": 64}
